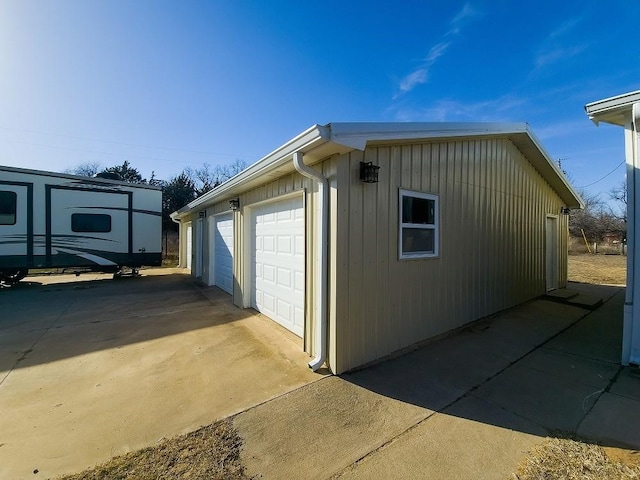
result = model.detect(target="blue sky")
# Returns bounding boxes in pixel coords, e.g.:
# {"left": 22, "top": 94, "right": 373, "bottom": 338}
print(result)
{"left": 1, "top": 1, "right": 639, "bottom": 203}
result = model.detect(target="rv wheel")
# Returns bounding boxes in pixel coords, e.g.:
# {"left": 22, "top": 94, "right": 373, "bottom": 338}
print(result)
{"left": 1, "top": 269, "right": 28, "bottom": 284}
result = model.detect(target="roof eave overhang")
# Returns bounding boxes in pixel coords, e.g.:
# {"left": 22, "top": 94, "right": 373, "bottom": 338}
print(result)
{"left": 171, "top": 124, "right": 338, "bottom": 220}
{"left": 171, "top": 121, "right": 584, "bottom": 219}
{"left": 510, "top": 129, "right": 584, "bottom": 209}
{"left": 585, "top": 90, "right": 640, "bottom": 127}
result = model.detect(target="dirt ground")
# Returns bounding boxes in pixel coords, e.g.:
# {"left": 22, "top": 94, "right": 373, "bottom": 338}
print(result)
{"left": 568, "top": 254, "right": 627, "bottom": 285}
{"left": 59, "top": 420, "right": 247, "bottom": 480}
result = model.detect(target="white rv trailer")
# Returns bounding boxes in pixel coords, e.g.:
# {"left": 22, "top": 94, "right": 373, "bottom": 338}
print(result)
{"left": 0, "top": 165, "right": 162, "bottom": 283}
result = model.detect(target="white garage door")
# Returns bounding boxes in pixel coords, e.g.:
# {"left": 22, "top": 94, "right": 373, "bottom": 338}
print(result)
{"left": 252, "top": 196, "right": 305, "bottom": 337}
{"left": 213, "top": 213, "right": 234, "bottom": 294}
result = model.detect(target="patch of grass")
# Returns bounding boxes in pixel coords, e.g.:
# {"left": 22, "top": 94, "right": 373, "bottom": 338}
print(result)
{"left": 513, "top": 437, "right": 640, "bottom": 480}
{"left": 58, "top": 420, "right": 248, "bottom": 480}
{"left": 568, "top": 254, "right": 627, "bottom": 285}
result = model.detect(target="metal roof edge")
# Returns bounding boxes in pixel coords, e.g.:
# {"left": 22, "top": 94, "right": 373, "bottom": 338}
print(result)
{"left": 585, "top": 90, "right": 640, "bottom": 126}
{"left": 522, "top": 127, "right": 584, "bottom": 208}
{"left": 171, "top": 124, "right": 331, "bottom": 219}
{"left": 171, "top": 121, "right": 584, "bottom": 218}
{"left": 327, "top": 122, "right": 530, "bottom": 149}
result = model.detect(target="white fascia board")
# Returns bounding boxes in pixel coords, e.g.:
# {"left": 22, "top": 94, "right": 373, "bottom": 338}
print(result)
{"left": 585, "top": 91, "right": 640, "bottom": 126}
{"left": 171, "top": 121, "right": 584, "bottom": 219}
{"left": 171, "top": 124, "right": 331, "bottom": 220}
{"left": 328, "top": 122, "right": 582, "bottom": 208}
{"left": 328, "top": 122, "right": 530, "bottom": 149}
{"left": 514, "top": 128, "right": 584, "bottom": 209}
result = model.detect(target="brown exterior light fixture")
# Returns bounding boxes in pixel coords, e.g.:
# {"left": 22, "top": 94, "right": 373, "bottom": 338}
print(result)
{"left": 360, "top": 162, "right": 380, "bottom": 183}
{"left": 560, "top": 207, "right": 571, "bottom": 215}
{"left": 229, "top": 198, "right": 240, "bottom": 211}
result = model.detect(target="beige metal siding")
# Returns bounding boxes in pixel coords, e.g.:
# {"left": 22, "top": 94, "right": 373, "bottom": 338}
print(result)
{"left": 205, "top": 167, "right": 331, "bottom": 356}
{"left": 332, "top": 137, "right": 569, "bottom": 373}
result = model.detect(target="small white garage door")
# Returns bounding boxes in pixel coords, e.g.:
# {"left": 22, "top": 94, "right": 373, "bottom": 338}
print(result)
{"left": 213, "top": 213, "right": 234, "bottom": 294}
{"left": 251, "top": 196, "right": 305, "bottom": 337}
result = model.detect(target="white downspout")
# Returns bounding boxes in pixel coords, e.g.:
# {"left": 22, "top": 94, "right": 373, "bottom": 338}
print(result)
{"left": 293, "top": 151, "right": 328, "bottom": 371}
{"left": 624, "top": 103, "right": 640, "bottom": 365}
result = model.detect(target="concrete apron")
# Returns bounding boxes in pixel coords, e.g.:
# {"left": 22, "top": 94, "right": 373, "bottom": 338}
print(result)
{"left": 0, "top": 269, "right": 322, "bottom": 479}
{"left": 236, "top": 283, "right": 637, "bottom": 480}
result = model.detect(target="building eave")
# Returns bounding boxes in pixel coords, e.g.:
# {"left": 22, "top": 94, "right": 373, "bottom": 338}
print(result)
{"left": 585, "top": 90, "right": 640, "bottom": 126}
{"left": 171, "top": 122, "right": 583, "bottom": 219}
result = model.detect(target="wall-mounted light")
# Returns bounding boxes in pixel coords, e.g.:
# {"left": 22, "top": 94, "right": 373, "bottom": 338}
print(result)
{"left": 229, "top": 198, "right": 240, "bottom": 211}
{"left": 198, "top": 211, "right": 206, "bottom": 218}
{"left": 360, "top": 162, "right": 380, "bottom": 183}
{"left": 560, "top": 207, "right": 571, "bottom": 215}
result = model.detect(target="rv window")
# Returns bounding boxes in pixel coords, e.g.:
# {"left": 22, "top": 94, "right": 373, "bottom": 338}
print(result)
{"left": 71, "top": 213, "right": 112, "bottom": 233}
{"left": 0, "top": 191, "right": 17, "bottom": 225}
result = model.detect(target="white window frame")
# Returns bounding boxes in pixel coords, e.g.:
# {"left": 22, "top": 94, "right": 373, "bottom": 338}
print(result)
{"left": 399, "top": 189, "right": 439, "bottom": 259}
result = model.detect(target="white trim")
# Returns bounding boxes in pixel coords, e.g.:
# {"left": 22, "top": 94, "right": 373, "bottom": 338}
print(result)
{"left": 398, "top": 189, "right": 440, "bottom": 259}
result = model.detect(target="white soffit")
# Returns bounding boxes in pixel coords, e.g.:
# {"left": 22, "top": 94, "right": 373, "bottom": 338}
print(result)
{"left": 585, "top": 90, "right": 640, "bottom": 126}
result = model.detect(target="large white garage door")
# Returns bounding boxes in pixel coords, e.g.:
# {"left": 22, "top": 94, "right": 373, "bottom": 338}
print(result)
{"left": 252, "top": 196, "right": 305, "bottom": 337}
{"left": 212, "top": 213, "right": 233, "bottom": 294}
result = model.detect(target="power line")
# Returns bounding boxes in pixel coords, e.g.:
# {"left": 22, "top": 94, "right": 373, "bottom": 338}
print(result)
{"left": 0, "top": 125, "right": 256, "bottom": 159}
{"left": 578, "top": 160, "right": 625, "bottom": 188}
{"left": 2, "top": 139, "right": 239, "bottom": 166}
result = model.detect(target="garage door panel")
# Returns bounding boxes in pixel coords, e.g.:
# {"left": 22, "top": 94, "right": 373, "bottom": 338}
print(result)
{"left": 251, "top": 196, "right": 304, "bottom": 337}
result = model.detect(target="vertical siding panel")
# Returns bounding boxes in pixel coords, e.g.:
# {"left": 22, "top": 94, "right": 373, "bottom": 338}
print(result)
{"left": 388, "top": 145, "right": 402, "bottom": 354}
{"left": 377, "top": 146, "right": 391, "bottom": 358}
{"left": 348, "top": 150, "right": 365, "bottom": 369}
{"left": 333, "top": 154, "right": 351, "bottom": 372}
{"left": 362, "top": 146, "right": 379, "bottom": 360}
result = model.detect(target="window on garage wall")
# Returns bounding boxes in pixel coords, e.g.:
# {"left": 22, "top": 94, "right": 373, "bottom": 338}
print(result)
{"left": 399, "top": 189, "right": 439, "bottom": 259}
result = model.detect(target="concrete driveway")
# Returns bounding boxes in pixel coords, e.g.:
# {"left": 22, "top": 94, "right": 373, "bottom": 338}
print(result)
{"left": 0, "top": 268, "right": 322, "bottom": 479}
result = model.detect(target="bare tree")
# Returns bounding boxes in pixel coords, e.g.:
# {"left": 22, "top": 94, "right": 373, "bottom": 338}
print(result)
{"left": 570, "top": 188, "right": 625, "bottom": 242}
{"left": 608, "top": 180, "right": 627, "bottom": 221}
{"left": 185, "top": 159, "right": 248, "bottom": 197}
{"left": 64, "top": 161, "right": 101, "bottom": 177}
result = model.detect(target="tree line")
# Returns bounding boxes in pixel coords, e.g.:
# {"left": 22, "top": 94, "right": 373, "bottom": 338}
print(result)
{"left": 65, "top": 159, "right": 247, "bottom": 234}
{"left": 66, "top": 159, "right": 628, "bottom": 246}
{"left": 569, "top": 182, "right": 626, "bottom": 244}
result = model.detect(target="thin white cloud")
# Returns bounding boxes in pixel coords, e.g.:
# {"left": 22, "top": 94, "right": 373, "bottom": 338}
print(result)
{"left": 449, "top": 3, "right": 480, "bottom": 33}
{"left": 533, "top": 17, "right": 587, "bottom": 70}
{"left": 394, "top": 4, "right": 482, "bottom": 98}
{"left": 535, "top": 45, "right": 586, "bottom": 69}
{"left": 392, "top": 94, "right": 527, "bottom": 122}
{"left": 397, "top": 42, "right": 450, "bottom": 95}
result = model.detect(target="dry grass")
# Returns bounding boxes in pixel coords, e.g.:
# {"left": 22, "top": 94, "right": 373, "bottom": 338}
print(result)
{"left": 513, "top": 437, "right": 640, "bottom": 480}
{"left": 58, "top": 420, "right": 248, "bottom": 480}
{"left": 568, "top": 254, "right": 627, "bottom": 285}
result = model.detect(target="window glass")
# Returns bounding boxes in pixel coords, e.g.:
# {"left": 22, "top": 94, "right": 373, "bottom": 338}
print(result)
{"left": 71, "top": 213, "right": 111, "bottom": 233}
{"left": 399, "top": 189, "right": 439, "bottom": 258}
{"left": 0, "top": 191, "right": 17, "bottom": 225}
{"left": 402, "top": 228, "right": 435, "bottom": 254}
{"left": 402, "top": 196, "right": 435, "bottom": 224}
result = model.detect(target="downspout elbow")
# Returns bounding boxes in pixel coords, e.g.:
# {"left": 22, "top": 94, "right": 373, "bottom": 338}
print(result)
{"left": 292, "top": 151, "right": 328, "bottom": 371}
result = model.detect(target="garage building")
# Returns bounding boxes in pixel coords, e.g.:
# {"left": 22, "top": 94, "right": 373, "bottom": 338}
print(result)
{"left": 171, "top": 123, "right": 583, "bottom": 374}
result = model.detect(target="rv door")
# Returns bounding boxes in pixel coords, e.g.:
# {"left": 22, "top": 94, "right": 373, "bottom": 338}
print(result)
{"left": 0, "top": 183, "right": 31, "bottom": 269}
